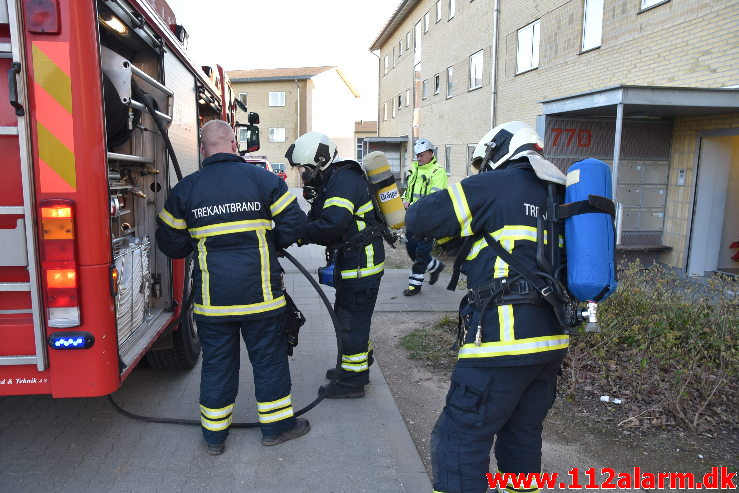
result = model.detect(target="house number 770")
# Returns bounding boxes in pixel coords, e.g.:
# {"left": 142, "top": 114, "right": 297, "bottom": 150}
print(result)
{"left": 551, "top": 128, "right": 592, "bottom": 147}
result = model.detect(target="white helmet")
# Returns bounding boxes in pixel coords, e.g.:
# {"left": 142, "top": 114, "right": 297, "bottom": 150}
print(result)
{"left": 471, "top": 121, "right": 543, "bottom": 172}
{"left": 285, "top": 131, "right": 338, "bottom": 171}
{"left": 413, "top": 138, "right": 434, "bottom": 156}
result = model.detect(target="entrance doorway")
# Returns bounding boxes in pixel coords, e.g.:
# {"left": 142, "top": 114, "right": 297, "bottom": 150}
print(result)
{"left": 687, "top": 134, "right": 739, "bottom": 276}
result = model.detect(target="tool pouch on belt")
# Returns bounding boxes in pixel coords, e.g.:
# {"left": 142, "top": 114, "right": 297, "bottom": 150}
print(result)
{"left": 282, "top": 292, "right": 306, "bottom": 356}
{"left": 455, "top": 294, "right": 474, "bottom": 349}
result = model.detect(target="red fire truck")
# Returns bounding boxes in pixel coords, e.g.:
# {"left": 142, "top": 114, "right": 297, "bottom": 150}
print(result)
{"left": 0, "top": 0, "right": 254, "bottom": 397}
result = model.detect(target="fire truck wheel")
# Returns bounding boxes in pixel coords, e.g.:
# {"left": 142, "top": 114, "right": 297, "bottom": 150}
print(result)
{"left": 146, "top": 258, "right": 201, "bottom": 370}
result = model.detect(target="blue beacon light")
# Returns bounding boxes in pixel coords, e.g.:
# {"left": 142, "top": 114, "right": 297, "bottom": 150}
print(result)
{"left": 47, "top": 332, "right": 95, "bottom": 350}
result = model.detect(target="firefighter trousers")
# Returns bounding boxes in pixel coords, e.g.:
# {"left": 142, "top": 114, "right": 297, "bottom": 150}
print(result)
{"left": 197, "top": 313, "right": 296, "bottom": 445}
{"left": 430, "top": 357, "right": 564, "bottom": 493}
{"left": 332, "top": 280, "right": 381, "bottom": 387}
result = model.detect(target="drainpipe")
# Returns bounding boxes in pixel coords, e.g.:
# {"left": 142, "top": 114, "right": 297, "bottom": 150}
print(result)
{"left": 294, "top": 79, "right": 301, "bottom": 188}
{"left": 613, "top": 102, "right": 624, "bottom": 246}
{"left": 490, "top": 0, "right": 500, "bottom": 128}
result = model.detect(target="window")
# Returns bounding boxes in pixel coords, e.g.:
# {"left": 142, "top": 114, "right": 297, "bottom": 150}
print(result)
{"left": 406, "top": 31, "right": 411, "bottom": 52}
{"left": 384, "top": 55, "right": 389, "bottom": 74}
{"left": 516, "top": 20, "right": 540, "bottom": 74}
{"left": 238, "top": 92, "right": 248, "bottom": 106}
{"left": 434, "top": 73, "right": 440, "bottom": 94}
{"left": 467, "top": 144, "right": 476, "bottom": 176}
{"left": 398, "top": 94, "right": 402, "bottom": 110}
{"left": 268, "top": 91, "right": 285, "bottom": 106}
{"left": 433, "top": 145, "right": 439, "bottom": 158}
{"left": 641, "top": 0, "right": 669, "bottom": 9}
{"left": 446, "top": 66, "right": 453, "bottom": 98}
{"left": 383, "top": 101, "right": 388, "bottom": 121}
{"left": 582, "top": 0, "right": 604, "bottom": 51}
{"left": 272, "top": 162, "right": 286, "bottom": 173}
{"left": 392, "top": 101, "right": 396, "bottom": 118}
{"left": 238, "top": 128, "right": 249, "bottom": 142}
{"left": 469, "top": 50, "right": 483, "bottom": 90}
{"left": 448, "top": 0, "right": 455, "bottom": 19}
{"left": 422, "top": 79, "right": 428, "bottom": 99}
{"left": 444, "top": 145, "right": 452, "bottom": 173}
{"left": 436, "top": 1, "right": 442, "bottom": 22}
{"left": 405, "top": 89, "right": 410, "bottom": 106}
{"left": 268, "top": 127, "right": 286, "bottom": 143}
{"left": 393, "top": 47, "right": 396, "bottom": 67}
{"left": 399, "top": 39, "right": 403, "bottom": 57}
{"left": 414, "top": 21, "right": 422, "bottom": 65}
{"left": 356, "top": 138, "right": 365, "bottom": 161}
{"left": 424, "top": 12, "right": 430, "bottom": 33}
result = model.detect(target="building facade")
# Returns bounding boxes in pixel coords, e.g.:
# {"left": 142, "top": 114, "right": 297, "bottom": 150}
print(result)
{"left": 229, "top": 66, "right": 359, "bottom": 187}
{"left": 372, "top": 0, "right": 739, "bottom": 274}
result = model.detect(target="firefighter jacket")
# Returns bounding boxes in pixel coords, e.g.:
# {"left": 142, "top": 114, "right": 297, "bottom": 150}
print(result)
{"left": 303, "top": 161, "right": 385, "bottom": 288}
{"left": 156, "top": 153, "right": 306, "bottom": 321}
{"left": 403, "top": 156, "right": 448, "bottom": 205}
{"left": 405, "top": 160, "right": 568, "bottom": 367}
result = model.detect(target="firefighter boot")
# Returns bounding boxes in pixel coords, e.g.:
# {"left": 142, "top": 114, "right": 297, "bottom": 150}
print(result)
{"left": 205, "top": 441, "right": 225, "bottom": 455}
{"left": 403, "top": 285, "right": 421, "bottom": 296}
{"left": 261, "top": 418, "right": 311, "bottom": 446}
{"left": 428, "top": 261, "right": 445, "bottom": 285}
{"left": 319, "top": 381, "right": 365, "bottom": 399}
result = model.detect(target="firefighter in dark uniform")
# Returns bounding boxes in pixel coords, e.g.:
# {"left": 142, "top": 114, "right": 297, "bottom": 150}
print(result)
{"left": 156, "top": 120, "right": 310, "bottom": 455}
{"left": 285, "top": 131, "right": 385, "bottom": 399}
{"left": 405, "top": 121, "right": 569, "bottom": 493}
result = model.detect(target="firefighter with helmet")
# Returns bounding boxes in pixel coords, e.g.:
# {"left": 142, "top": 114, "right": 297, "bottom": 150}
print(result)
{"left": 156, "top": 120, "right": 310, "bottom": 455}
{"left": 402, "top": 138, "right": 447, "bottom": 296}
{"left": 286, "top": 131, "right": 385, "bottom": 398}
{"left": 405, "top": 121, "right": 569, "bottom": 493}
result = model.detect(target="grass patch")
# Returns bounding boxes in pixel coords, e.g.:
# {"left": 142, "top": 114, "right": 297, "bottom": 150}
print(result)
{"left": 400, "top": 314, "right": 458, "bottom": 368}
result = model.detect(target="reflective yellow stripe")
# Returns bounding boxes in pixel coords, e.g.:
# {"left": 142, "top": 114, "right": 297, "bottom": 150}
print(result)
{"left": 449, "top": 183, "right": 473, "bottom": 236}
{"left": 189, "top": 219, "right": 271, "bottom": 238}
{"left": 498, "top": 303, "right": 514, "bottom": 342}
{"left": 201, "top": 415, "right": 233, "bottom": 431}
{"left": 270, "top": 191, "right": 296, "bottom": 216}
{"left": 342, "top": 352, "right": 368, "bottom": 362}
{"left": 323, "top": 197, "right": 354, "bottom": 212}
{"left": 194, "top": 295, "right": 286, "bottom": 316}
{"left": 494, "top": 239, "right": 513, "bottom": 278}
{"left": 365, "top": 243, "right": 375, "bottom": 268}
{"left": 465, "top": 226, "right": 562, "bottom": 261}
{"left": 256, "top": 229, "right": 272, "bottom": 301}
{"left": 342, "top": 361, "right": 369, "bottom": 372}
{"left": 200, "top": 403, "right": 234, "bottom": 418}
{"left": 458, "top": 335, "right": 569, "bottom": 358}
{"left": 197, "top": 239, "right": 210, "bottom": 306}
{"left": 258, "top": 406, "right": 294, "bottom": 423}
{"left": 158, "top": 207, "right": 187, "bottom": 229}
{"left": 257, "top": 395, "right": 292, "bottom": 412}
{"left": 356, "top": 201, "right": 373, "bottom": 215}
{"left": 340, "top": 262, "right": 384, "bottom": 279}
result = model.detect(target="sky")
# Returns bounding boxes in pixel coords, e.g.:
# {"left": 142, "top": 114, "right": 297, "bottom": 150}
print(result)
{"left": 166, "top": 0, "right": 402, "bottom": 121}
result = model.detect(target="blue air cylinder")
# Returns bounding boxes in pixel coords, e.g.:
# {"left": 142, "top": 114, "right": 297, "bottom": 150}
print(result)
{"left": 564, "top": 158, "right": 617, "bottom": 302}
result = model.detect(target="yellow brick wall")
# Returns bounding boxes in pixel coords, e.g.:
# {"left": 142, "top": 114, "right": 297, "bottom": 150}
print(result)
{"left": 662, "top": 113, "right": 739, "bottom": 268}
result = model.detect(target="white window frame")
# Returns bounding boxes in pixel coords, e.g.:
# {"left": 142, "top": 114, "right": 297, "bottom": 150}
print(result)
{"left": 384, "top": 55, "right": 389, "bottom": 75}
{"left": 466, "top": 144, "right": 476, "bottom": 176}
{"left": 516, "top": 19, "right": 540, "bottom": 74}
{"left": 399, "top": 39, "right": 403, "bottom": 57}
{"left": 268, "top": 127, "right": 286, "bottom": 143}
{"left": 392, "top": 100, "right": 396, "bottom": 118}
{"left": 272, "top": 162, "right": 286, "bottom": 173}
{"left": 383, "top": 101, "right": 388, "bottom": 121}
{"left": 434, "top": 73, "right": 440, "bottom": 95}
{"left": 469, "top": 50, "right": 483, "bottom": 90}
{"left": 436, "top": 0, "right": 442, "bottom": 22}
{"left": 446, "top": 66, "right": 453, "bottom": 98}
{"left": 424, "top": 12, "right": 430, "bottom": 33}
{"left": 422, "top": 79, "right": 428, "bottom": 99}
{"left": 393, "top": 47, "right": 396, "bottom": 67}
{"left": 405, "top": 89, "right": 411, "bottom": 106}
{"left": 238, "top": 92, "right": 247, "bottom": 106}
{"left": 268, "top": 91, "right": 285, "bottom": 107}
{"left": 406, "top": 31, "right": 411, "bottom": 52}
{"left": 582, "top": 0, "right": 604, "bottom": 52}
{"left": 398, "top": 94, "right": 402, "bottom": 110}
{"left": 640, "top": 0, "right": 670, "bottom": 10}
{"left": 448, "top": 0, "right": 455, "bottom": 19}
{"left": 444, "top": 145, "right": 452, "bottom": 174}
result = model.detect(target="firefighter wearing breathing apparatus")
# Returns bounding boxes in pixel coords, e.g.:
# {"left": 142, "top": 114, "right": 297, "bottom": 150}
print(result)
{"left": 286, "top": 131, "right": 385, "bottom": 399}
{"left": 402, "top": 138, "right": 448, "bottom": 296}
{"left": 406, "top": 121, "right": 570, "bottom": 493}
{"left": 156, "top": 120, "right": 310, "bottom": 456}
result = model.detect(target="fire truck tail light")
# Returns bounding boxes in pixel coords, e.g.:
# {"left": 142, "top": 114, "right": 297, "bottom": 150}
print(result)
{"left": 48, "top": 331, "right": 94, "bottom": 350}
{"left": 40, "top": 200, "right": 81, "bottom": 328}
{"left": 24, "top": 0, "right": 61, "bottom": 34}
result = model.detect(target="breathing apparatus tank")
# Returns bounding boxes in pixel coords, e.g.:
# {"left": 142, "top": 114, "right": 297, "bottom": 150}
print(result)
{"left": 564, "top": 158, "right": 617, "bottom": 304}
{"left": 362, "top": 151, "right": 405, "bottom": 229}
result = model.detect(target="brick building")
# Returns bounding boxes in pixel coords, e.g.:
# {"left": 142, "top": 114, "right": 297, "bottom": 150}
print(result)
{"left": 372, "top": 0, "right": 739, "bottom": 274}
{"left": 228, "top": 66, "right": 359, "bottom": 187}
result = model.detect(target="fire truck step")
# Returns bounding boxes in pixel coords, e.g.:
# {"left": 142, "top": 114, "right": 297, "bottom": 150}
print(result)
{"left": 0, "top": 282, "right": 30, "bottom": 292}
{"left": 0, "top": 355, "right": 36, "bottom": 366}
{"left": 0, "top": 126, "right": 18, "bottom": 135}
{"left": 0, "top": 42, "right": 11, "bottom": 58}
{"left": 0, "top": 206, "right": 24, "bottom": 215}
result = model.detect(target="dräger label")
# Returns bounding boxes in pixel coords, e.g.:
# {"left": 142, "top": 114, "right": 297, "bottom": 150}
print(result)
{"left": 379, "top": 189, "right": 399, "bottom": 202}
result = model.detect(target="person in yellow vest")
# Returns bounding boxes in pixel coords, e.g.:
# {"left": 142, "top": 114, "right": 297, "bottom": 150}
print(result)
{"left": 401, "top": 138, "right": 447, "bottom": 296}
